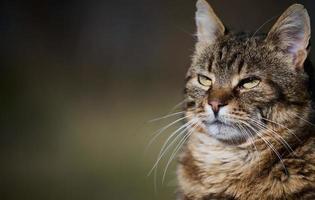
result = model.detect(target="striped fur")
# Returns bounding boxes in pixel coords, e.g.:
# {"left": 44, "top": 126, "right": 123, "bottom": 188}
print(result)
{"left": 177, "top": 1, "right": 315, "bottom": 199}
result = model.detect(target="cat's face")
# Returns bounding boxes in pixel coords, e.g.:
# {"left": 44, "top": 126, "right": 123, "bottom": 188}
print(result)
{"left": 185, "top": 0, "right": 311, "bottom": 143}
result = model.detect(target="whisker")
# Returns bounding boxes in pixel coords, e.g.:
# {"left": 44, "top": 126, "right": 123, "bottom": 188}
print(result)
{"left": 156, "top": 119, "right": 196, "bottom": 161}
{"left": 248, "top": 118, "right": 294, "bottom": 154}
{"left": 151, "top": 119, "right": 196, "bottom": 191}
{"left": 290, "top": 113, "right": 315, "bottom": 127}
{"left": 148, "top": 111, "right": 186, "bottom": 123}
{"left": 251, "top": 15, "right": 278, "bottom": 39}
{"left": 168, "top": 99, "right": 187, "bottom": 113}
{"left": 151, "top": 119, "right": 197, "bottom": 190}
{"left": 235, "top": 122, "right": 257, "bottom": 151}
{"left": 261, "top": 117, "right": 302, "bottom": 143}
{"left": 236, "top": 122, "right": 261, "bottom": 173}
{"left": 238, "top": 120, "right": 288, "bottom": 175}
{"left": 146, "top": 114, "right": 193, "bottom": 151}
{"left": 222, "top": 115, "right": 259, "bottom": 152}
{"left": 232, "top": 123, "right": 246, "bottom": 143}
{"left": 162, "top": 120, "right": 200, "bottom": 183}
{"left": 148, "top": 118, "right": 197, "bottom": 176}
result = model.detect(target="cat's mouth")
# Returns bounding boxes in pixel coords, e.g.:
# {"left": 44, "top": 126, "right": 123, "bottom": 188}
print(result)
{"left": 203, "top": 119, "right": 224, "bottom": 126}
{"left": 202, "top": 119, "right": 245, "bottom": 142}
{"left": 203, "top": 118, "right": 230, "bottom": 126}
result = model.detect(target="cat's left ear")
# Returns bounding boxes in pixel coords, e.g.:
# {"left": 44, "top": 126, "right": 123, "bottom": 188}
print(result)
{"left": 266, "top": 4, "right": 311, "bottom": 69}
{"left": 195, "top": 0, "right": 225, "bottom": 45}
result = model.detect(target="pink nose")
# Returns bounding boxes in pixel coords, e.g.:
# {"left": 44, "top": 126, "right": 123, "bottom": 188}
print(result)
{"left": 208, "top": 100, "right": 227, "bottom": 114}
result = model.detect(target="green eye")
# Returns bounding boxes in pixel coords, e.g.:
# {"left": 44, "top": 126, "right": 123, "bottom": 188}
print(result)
{"left": 198, "top": 75, "right": 212, "bottom": 87}
{"left": 240, "top": 78, "right": 260, "bottom": 89}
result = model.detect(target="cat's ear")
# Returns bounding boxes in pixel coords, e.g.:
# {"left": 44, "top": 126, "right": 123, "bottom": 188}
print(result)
{"left": 195, "top": 0, "right": 225, "bottom": 45}
{"left": 266, "top": 4, "right": 311, "bottom": 69}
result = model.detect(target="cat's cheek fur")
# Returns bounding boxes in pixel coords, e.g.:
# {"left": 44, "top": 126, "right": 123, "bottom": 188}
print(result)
{"left": 177, "top": 1, "right": 315, "bottom": 199}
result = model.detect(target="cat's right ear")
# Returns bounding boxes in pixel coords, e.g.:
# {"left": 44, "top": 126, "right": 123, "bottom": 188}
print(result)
{"left": 195, "top": 0, "right": 225, "bottom": 46}
{"left": 266, "top": 4, "right": 311, "bottom": 70}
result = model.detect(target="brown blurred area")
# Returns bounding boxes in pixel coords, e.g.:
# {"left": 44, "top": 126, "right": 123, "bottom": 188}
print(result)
{"left": 0, "top": 0, "right": 315, "bottom": 199}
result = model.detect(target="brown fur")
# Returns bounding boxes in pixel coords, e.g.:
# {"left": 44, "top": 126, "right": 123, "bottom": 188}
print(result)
{"left": 177, "top": 1, "right": 315, "bottom": 199}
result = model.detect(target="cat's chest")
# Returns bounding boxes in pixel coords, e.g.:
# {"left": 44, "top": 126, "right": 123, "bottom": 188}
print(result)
{"left": 178, "top": 132, "right": 257, "bottom": 196}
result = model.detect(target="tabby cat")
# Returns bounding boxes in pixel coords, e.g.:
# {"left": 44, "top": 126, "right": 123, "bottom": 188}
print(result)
{"left": 177, "top": 0, "right": 315, "bottom": 199}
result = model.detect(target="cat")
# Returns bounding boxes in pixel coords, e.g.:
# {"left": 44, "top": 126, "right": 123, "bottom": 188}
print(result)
{"left": 176, "top": 0, "right": 315, "bottom": 199}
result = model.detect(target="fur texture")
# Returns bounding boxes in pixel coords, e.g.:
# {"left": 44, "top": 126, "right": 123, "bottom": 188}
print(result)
{"left": 177, "top": 1, "right": 315, "bottom": 199}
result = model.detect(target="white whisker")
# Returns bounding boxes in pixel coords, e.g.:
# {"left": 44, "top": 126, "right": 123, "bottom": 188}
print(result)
{"left": 261, "top": 117, "right": 302, "bottom": 143}
{"left": 146, "top": 114, "right": 193, "bottom": 151}
{"left": 248, "top": 118, "right": 294, "bottom": 154}
{"left": 238, "top": 120, "right": 288, "bottom": 175}
{"left": 148, "top": 111, "right": 186, "bottom": 123}
{"left": 148, "top": 118, "right": 197, "bottom": 176}
{"left": 236, "top": 122, "right": 261, "bottom": 173}
{"left": 162, "top": 120, "right": 200, "bottom": 183}
{"left": 251, "top": 15, "right": 278, "bottom": 39}
{"left": 156, "top": 119, "right": 196, "bottom": 161}
{"left": 168, "top": 100, "right": 187, "bottom": 113}
{"left": 290, "top": 112, "right": 315, "bottom": 127}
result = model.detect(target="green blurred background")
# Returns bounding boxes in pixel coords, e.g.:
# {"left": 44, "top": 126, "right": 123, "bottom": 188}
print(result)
{"left": 1, "top": 0, "right": 315, "bottom": 199}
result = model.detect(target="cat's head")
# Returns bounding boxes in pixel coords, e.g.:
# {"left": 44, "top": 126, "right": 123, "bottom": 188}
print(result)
{"left": 185, "top": 0, "right": 312, "bottom": 143}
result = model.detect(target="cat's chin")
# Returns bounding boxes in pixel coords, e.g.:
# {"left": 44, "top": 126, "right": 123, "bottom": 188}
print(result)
{"left": 206, "top": 122, "right": 246, "bottom": 144}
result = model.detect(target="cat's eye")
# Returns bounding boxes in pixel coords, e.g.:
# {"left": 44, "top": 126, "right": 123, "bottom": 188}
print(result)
{"left": 198, "top": 75, "right": 212, "bottom": 87}
{"left": 239, "top": 77, "right": 260, "bottom": 89}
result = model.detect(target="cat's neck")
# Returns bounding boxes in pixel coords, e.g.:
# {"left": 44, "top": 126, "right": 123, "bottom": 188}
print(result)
{"left": 177, "top": 131, "right": 257, "bottom": 197}
{"left": 178, "top": 125, "right": 310, "bottom": 195}
{"left": 187, "top": 132, "right": 256, "bottom": 167}
{"left": 183, "top": 125, "right": 308, "bottom": 170}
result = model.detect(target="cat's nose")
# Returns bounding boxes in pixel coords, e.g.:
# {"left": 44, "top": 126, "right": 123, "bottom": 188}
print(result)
{"left": 208, "top": 100, "right": 227, "bottom": 115}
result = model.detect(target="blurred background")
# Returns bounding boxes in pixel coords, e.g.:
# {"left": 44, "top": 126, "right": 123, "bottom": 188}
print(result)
{"left": 1, "top": 0, "right": 315, "bottom": 199}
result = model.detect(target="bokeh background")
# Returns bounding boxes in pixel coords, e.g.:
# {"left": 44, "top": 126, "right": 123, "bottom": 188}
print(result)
{"left": 1, "top": 0, "right": 315, "bottom": 199}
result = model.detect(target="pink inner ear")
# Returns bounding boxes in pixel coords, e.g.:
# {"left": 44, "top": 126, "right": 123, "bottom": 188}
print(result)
{"left": 293, "top": 49, "right": 308, "bottom": 69}
{"left": 286, "top": 31, "right": 309, "bottom": 69}
{"left": 266, "top": 4, "right": 310, "bottom": 69}
{"left": 287, "top": 31, "right": 307, "bottom": 55}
